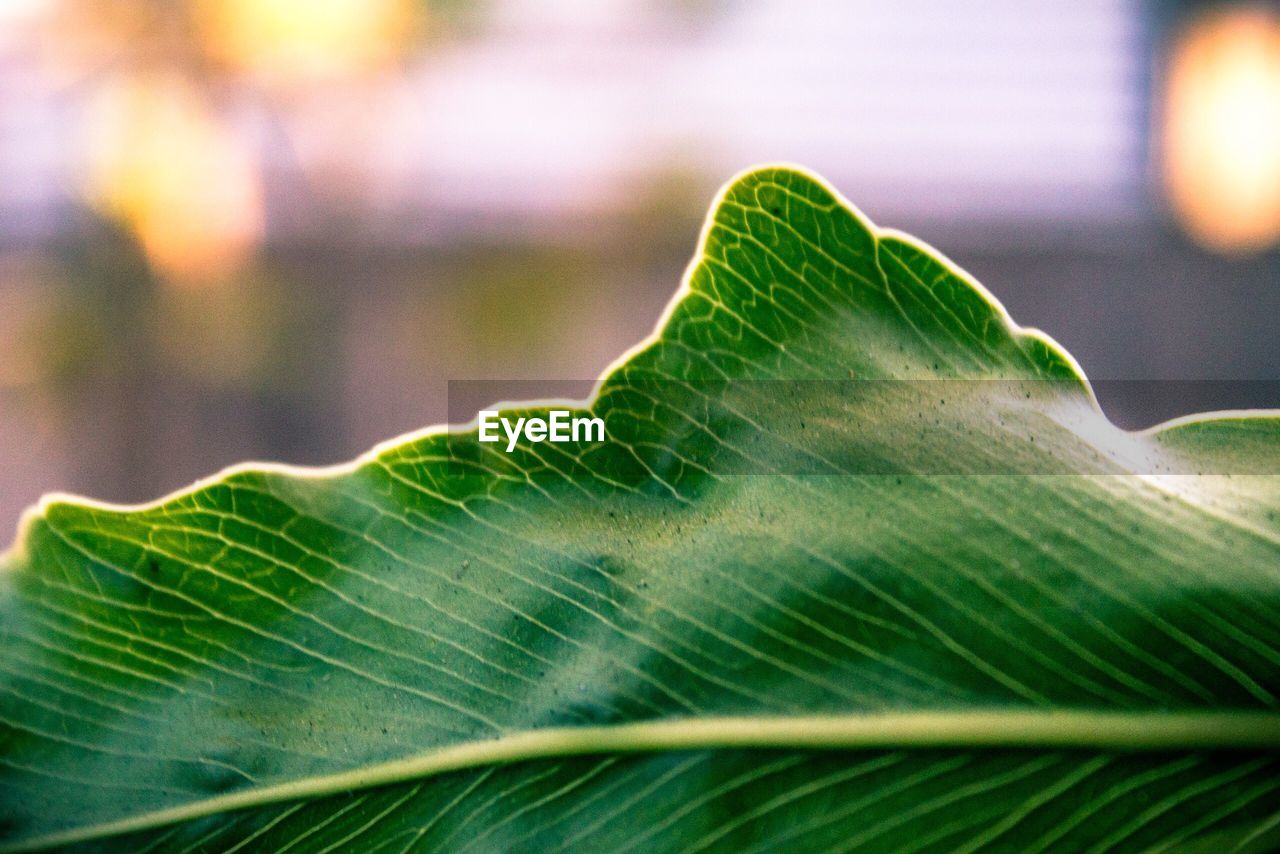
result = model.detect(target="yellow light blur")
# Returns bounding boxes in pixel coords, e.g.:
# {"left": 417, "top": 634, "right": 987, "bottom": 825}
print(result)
{"left": 1164, "top": 9, "right": 1280, "bottom": 253}
{"left": 196, "top": 0, "right": 415, "bottom": 83}
{"left": 84, "top": 74, "right": 263, "bottom": 285}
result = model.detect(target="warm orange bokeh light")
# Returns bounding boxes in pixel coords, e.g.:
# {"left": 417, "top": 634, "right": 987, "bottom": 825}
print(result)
{"left": 84, "top": 74, "right": 263, "bottom": 285}
{"left": 195, "top": 0, "right": 415, "bottom": 84}
{"left": 1163, "top": 9, "right": 1280, "bottom": 253}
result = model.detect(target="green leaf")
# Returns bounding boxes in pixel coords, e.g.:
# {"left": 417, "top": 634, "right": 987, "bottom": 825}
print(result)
{"left": 3, "top": 165, "right": 1280, "bottom": 852}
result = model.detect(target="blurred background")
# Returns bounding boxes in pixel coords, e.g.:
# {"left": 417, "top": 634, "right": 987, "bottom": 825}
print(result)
{"left": 2, "top": 0, "right": 1279, "bottom": 533}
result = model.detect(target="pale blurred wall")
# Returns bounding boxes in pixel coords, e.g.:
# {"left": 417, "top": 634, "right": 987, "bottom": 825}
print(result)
{"left": 1, "top": 0, "right": 1278, "bottom": 537}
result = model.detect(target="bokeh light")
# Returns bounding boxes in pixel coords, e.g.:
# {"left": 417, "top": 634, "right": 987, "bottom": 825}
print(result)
{"left": 4, "top": 0, "right": 1280, "bottom": 538}
{"left": 195, "top": 0, "right": 416, "bottom": 84}
{"left": 1163, "top": 9, "right": 1280, "bottom": 253}
{"left": 83, "top": 73, "right": 263, "bottom": 285}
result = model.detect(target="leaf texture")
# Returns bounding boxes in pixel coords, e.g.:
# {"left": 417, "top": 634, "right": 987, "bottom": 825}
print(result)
{"left": 2, "top": 166, "right": 1279, "bottom": 852}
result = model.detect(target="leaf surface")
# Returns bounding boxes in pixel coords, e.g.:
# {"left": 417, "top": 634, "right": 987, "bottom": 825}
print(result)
{"left": 3, "top": 166, "right": 1280, "bottom": 852}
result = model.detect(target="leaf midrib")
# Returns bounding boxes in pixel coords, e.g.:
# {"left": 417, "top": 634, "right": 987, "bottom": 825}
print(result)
{"left": 9, "top": 710, "right": 1280, "bottom": 853}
